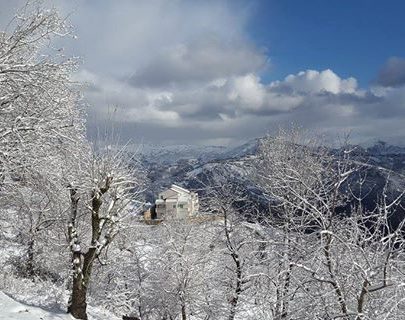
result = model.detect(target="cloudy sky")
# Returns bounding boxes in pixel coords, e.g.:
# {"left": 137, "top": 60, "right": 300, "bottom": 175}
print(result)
{"left": 2, "top": 0, "right": 405, "bottom": 146}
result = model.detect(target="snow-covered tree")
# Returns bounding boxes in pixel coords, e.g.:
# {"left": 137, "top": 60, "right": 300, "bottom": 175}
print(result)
{"left": 255, "top": 129, "right": 405, "bottom": 319}
{"left": 0, "top": 0, "right": 85, "bottom": 284}
{"left": 0, "top": 3, "right": 146, "bottom": 320}
{"left": 66, "top": 145, "right": 144, "bottom": 320}
{"left": 0, "top": 0, "right": 83, "bottom": 183}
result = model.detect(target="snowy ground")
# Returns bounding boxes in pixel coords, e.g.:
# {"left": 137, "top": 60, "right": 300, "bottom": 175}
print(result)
{"left": 0, "top": 291, "right": 72, "bottom": 320}
{"left": 0, "top": 291, "right": 120, "bottom": 320}
{"left": 0, "top": 216, "right": 122, "bottom": 320}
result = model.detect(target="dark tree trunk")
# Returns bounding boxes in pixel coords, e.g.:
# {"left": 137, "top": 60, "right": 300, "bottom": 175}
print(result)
{"left": 228, "top": 254, "right": 242, "bottom": 320}
{"left": 68, "top": 274, "right": 88, "bottom": 320}
{"left": 68, "top": 248, "right": 97, "bottom": 319}
{"left": 67, "top": 180, "right": 112, "bottom": 320}
{"left": 123, "top": 316, "right": 140, "bottom": 320}
{"left": 181, "top": 304, "right": 187, "bottom": 320}
{"left": 223, "top": 207, "right": 243, "bottom": 320}
{"left": 68, "top": 186, "right": 89, "bottom": 320}
{"left": 26, "top": 239, "right": 35, "bottom": 278}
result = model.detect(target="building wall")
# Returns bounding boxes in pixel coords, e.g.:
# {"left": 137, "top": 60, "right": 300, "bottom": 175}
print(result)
{"left": 165, "top": 200, "right": 178, "bottom": 218}
{"left": 154, "top": 186, "right": 199, "bottom": 220}
{"left": 176, "top": 202, "right": 189, "bottom": 219}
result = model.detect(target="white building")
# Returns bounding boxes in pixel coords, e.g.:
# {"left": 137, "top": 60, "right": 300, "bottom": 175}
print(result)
{"left": 155, "top": 184, "right": 199, "bottom": 219}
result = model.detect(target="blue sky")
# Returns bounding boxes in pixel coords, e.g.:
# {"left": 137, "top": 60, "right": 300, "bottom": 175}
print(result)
{"left": 249, "top": 0, "right": 405, "bottom": 86}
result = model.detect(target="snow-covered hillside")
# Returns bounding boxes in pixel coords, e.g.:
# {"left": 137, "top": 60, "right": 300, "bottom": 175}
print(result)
{"left": 0, "top": 291, "right": 71, "bottom": 320}
{"left": 0, "top": 291, "right": 120, "bottom": 320}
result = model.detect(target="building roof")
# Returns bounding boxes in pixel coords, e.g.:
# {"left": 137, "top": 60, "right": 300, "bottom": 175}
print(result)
{"left": 170, "top": 184, "right": 190, "bottom": 194}
{"left": 157, "top": 185, "right": 197, "bottom": 203}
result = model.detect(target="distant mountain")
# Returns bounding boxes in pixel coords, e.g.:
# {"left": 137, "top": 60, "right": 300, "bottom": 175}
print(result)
{"left": 135, "top": 140, "right": 258, "bottom": 203}
{"left": 363, "top": 142, "right": 405, "bottom": 174}
{"left": 214, "top": 138, "right": 260, "bottom": 160}
{"left": 367, "top": 141, "right": 405, "bottom": 156}
{"left": 135, "top": 139, "right": 405, "bottom": 224}
{"left": 129, "top": 143, "right": 226, "bottom": 165}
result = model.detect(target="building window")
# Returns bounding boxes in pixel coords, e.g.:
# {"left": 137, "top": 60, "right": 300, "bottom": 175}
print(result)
{"left": 179, "top": 204, "right": 184, "bottom": 208}
{"left": 173, "top": 205, "right": 176, "bottom": 208}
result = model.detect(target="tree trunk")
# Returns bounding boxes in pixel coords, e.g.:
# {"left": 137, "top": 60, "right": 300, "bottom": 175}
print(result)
{"left": 68, "top": 186, "right": 89, "bottom": 320}
{"left": 67, "top": 184, "right": 108, "bottom": 320}
{"left": 181, "top": 304, "right": 187, "bottom": 320}
{"left": 68, "top": 247, "right": 97, "bottom": 319}
{"left": 68, "top": 274, "right": 88, "bottom": 320}
{"left": 26, "top": 238, "right": 35, "bottom": 278}
{"left": 223, "top": 208, "right": 243, "bottom": 320}
{"left": 323, "top": 233, "right": 349, "bottom": 319}
{"left": 228, "top": 258, "right": 242, "bottom": 320}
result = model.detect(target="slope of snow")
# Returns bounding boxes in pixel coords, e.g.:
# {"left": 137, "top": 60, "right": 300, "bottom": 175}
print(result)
{"left": 0, "top": 291, "right": 120, "bottom": 320}
{"left": 0, "top": 291, "right": 71, "bottom": 320}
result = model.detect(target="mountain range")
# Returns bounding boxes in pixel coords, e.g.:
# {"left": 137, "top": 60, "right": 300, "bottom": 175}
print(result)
{"left": 135, "top": 138, "right": 405, "bottom": 225}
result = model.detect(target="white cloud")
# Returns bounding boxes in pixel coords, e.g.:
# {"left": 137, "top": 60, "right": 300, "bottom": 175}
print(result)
{"left": 130, "top": 38, "right": 266, "bottom": 87}
{"left": 228, "top": 74, "right": 265, "bottom": 110}
{"left": 72, "top": 53, "right": 405, "bottom": 145}
{"left": 271, "top": 69, "right": 358, "bottom": 94}
{"left": 54, "top": 0, "right": 256, "bottom": 78}
{"left": 2, "top": 1, "right": 405, "bottom": 145}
